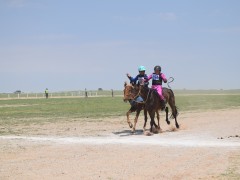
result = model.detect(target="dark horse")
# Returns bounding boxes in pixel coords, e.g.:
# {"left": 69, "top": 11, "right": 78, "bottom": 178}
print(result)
{"left": 123, "top": 82, "right": 165, "bottom": 132}
{"left": 131, "top": 84, "right": 179, "bottom": 132}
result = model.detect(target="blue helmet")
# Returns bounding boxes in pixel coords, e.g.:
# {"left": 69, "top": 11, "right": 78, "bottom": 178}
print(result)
{"left": 138, "top": 66, "right": 146, "bottom": 72}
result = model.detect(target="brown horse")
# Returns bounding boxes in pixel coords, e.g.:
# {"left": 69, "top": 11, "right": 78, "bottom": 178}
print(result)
{"left": 132, "top": 84, "right": 179, "bottom": 132}
{"left": 123, "top": 82, "right": 160, "bottom": 132}
{"left": 123, "top": 82, "right": 147, "bottom": 132}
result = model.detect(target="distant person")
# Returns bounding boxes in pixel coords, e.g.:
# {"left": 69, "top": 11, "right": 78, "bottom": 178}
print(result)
{"left": 45, "top": 88, "right": 49, "bottom": 99}
{"left": 85, "top": 88, "right": 88, "bottom": 98}
{"left": 111, "top": 89, "right": 114, "bottom": 97}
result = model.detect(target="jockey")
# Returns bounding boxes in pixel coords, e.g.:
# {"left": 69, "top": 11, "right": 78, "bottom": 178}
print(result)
{"left": 146, "top": 65, "right": 167, "bottom": 102}
{"left": 126, "top": 66, "right": 148, "bottom": 103}
{"left": 126, "top": 66, "right": 148, "bottom": 86}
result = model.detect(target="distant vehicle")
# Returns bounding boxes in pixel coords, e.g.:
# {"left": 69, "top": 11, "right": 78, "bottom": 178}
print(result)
{"left": 14, "top": 90, "right": 21, "bottom": 94}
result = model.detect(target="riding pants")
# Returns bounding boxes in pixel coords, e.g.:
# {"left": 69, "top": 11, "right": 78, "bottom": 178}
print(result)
{"left": 152, "top": 85, "right": 164, "bottom": 100}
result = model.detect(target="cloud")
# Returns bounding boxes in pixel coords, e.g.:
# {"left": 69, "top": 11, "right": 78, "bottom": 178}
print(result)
{"left": 156, "top": 12, "right": 177, "bottom": 21}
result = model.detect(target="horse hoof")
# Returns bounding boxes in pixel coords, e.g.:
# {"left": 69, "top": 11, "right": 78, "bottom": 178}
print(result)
{"left": 152, "top": 128, "right": 159, "bottom": 134}
{"left": 129, "top": 124, "right": 133, "bottom": 128}
{"left": 131, "top": 130, "right": 136, "bottom": 134}
{"left": 167, "top": 121, "right": 170, "bottom": 125}
{"left": 132, "top": 127, "right": 136, "bottom": 132}
{"left": 144, "top": 131, "right": 153, "bottom": 136}
{"left": 176, "top": 124, "right": 180, "bottom": 129}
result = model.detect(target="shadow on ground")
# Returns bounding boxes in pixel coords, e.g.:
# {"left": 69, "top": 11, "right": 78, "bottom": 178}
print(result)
{"left": 113, "top": 129, "right": 144, "bottom": 137}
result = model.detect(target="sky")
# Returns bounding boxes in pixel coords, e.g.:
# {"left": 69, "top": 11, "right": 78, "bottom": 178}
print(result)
{"left": 0, "top": 0, "right": 240, "bottom": 92}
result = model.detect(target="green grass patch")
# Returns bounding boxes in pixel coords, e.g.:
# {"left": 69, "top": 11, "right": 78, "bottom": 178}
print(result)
{"left": 0, "top": 94, "right": 240, "bottom": 126}
{"left": 0, "top": 97, "right": 128, "bottom": 124}
{"left": 176, "top": 94, "right": 240, "bottom": 112}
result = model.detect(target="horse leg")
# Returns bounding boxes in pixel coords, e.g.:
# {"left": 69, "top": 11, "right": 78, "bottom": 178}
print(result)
{"left": 153, "top": 115, "right": 159, "bottom": 129}
{"left": 165, "top": 106, "right": 170, "bottom": 125}
{"left": 156, "top": 111, "right": 161, "bottom": 130}
{"left": 169, "top": 104, "right": 179, "bottom": 129}
{"left": 175, "top": 117, "right": 180, "bottom": 129}
{"left": 126, "top": 109, "right": 133, "bottom": 129}
{"left": 156, "top": 110, "right": 163, "bottom": 133}
{"left": 173, "top": 106, "right": 180, "bottom": 129}
{"left": 167, "top": 91, "right": 180, "bottom": 129}
{"left": 133, "top": 108, "right": 141, "bottom": 133}
{"left": 149, "top": 110, "right": 155, "bottom": 133}
{"left": 143, "top": 108, "right": 148, "bottom": 131}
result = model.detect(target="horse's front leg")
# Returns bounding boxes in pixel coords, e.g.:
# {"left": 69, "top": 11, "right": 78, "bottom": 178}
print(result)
{"left": 133, "top": 108, "right": 141, "bottom": 133}
{"left": 156, "top": 111, "right": 162, "bottom": 131}
{"left": 126, "top": 109, "right": 133, "bottom": 129}
{"left": 149, "top": 110, "right": 155, "bottom": 133}
{"left": 143, "top": 108, "right": 148, "bottom": 131}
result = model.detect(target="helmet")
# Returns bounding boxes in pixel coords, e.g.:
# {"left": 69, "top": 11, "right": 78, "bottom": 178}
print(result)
{"left": 138, "top": 66, "right": 146, "bottom": 72}
{"left": 154, "top": 65, "right": 161, "bottom": 71}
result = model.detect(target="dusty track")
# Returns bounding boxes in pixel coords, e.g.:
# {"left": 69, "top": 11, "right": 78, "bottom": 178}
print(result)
{"left": 0, "top": 109, "right": 240, "bottom": 179}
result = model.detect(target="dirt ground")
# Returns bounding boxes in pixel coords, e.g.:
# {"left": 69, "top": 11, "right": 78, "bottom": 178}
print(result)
{"left": 0, "top": 109, "right": 240, "bottom": 179}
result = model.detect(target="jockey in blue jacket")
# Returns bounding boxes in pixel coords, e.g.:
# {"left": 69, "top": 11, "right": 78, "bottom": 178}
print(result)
{"left": 127, "top": 66, "right": 148, "bottom": 86}
{"left": 126, "top": 66, "right": 148, "bottom": 104}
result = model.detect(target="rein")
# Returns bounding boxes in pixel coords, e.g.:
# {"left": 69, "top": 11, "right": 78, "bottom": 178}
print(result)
{"left": 132, "top": 86, "right": 151, "bottom": 104}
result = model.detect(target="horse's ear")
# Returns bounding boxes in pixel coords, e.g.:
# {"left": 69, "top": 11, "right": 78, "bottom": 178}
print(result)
{"left": 124, "top": 81, "right": 127, "bottom": 87}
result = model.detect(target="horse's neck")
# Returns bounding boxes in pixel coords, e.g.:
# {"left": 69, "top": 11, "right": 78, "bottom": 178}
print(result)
{"left": 141, "top": 87, "right": 150, "bottom": 99}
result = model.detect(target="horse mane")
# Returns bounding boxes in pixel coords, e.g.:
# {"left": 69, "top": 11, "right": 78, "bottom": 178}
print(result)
{"left": 141, "top": 85, "right": 160, "bottom": 104}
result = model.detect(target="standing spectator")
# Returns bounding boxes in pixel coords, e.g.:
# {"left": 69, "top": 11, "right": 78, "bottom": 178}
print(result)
{"left": 85, "top": 88, "right": 88, "bottom": 98}
{"left": 45, "top": 88, "right": 49, "bottom": 99}
{"left": 111, "top": 89, "right": 114, "bottom": 97}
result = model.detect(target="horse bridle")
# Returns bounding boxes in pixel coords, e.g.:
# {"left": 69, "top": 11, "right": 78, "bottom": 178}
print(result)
{"left": 132, "top": 85, "right": 151, "bottom": 104}
{"left": 124, "top": 85, "right": 136, "bottom": 100}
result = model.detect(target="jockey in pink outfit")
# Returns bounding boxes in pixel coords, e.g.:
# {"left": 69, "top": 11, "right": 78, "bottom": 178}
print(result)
{"left": 146, "top": 65, "right": 167, "bottom": 101}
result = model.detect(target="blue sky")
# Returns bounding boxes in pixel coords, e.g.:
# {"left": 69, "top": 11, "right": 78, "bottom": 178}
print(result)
{"left": 0, "top": 0, "right": 240, "bottom": 92}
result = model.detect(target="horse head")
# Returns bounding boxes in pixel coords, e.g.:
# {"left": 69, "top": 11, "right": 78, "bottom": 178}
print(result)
{"left": 123, "top": 82, "right": 136, "bottom": 102}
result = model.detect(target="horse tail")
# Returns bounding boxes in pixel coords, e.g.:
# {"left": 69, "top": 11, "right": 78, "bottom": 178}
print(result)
{"left": 168, "top": 89, "right": 179, "bottom": 119}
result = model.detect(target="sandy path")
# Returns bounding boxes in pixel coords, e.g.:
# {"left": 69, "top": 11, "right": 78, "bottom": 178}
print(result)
{"left": 0, "top": 109, "right": 240, "bottom": 179}
{"left": 1, "top": 134, "right": 240, "bottom": 148}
